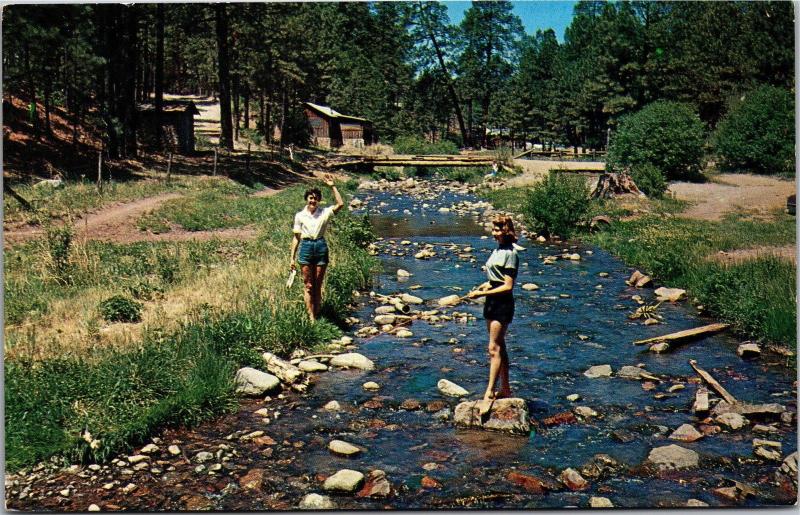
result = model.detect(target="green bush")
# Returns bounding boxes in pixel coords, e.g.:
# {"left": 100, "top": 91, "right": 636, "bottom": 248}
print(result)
{"left": 608, "top": 101, "right": 706, "bottom": 181}
{"left": 714, "top": 85, "right": 795, "bottom": 176}
{"left": 629, "top": 163, "right": 667, "bottom": 198}
{"left": 333, "top": 212, "right": 375, "bottom": 249}
{"left": 392, "top": 135, "right": 459, "bottom": 155}
{"left": 99, "top": 295, "right": 143, "bottom": 323}
{"left": 523, "top": 171, "right": 593, "bottom": 238}
{"left": 45, "top": 225, "right": 74, "bottom": 285}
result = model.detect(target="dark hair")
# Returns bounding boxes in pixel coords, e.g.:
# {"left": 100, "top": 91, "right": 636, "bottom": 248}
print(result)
{"left": 304, "top": 187, "right": 322, "bottom": 200}
{"left": 492, "top": 215, "right": 518, "bottom": 244}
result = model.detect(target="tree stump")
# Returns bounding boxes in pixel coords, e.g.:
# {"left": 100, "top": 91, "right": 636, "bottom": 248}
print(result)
{"left": 591, "top": 172, "right": 645, "bottom": 199}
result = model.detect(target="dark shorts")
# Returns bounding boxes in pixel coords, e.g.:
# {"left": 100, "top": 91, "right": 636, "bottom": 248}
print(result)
{"left": 483, "top": 282, "right": 514, "bottom": 324}
{"left": 298, "top": 238, "right": 329, "bottom": 266}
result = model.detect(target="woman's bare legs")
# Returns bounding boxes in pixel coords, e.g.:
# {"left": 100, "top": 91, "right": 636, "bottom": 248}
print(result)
{"left": 301, "top": 265, "right": 316, "bottom": 321}
{"left": 484, "top": 319, "right": 510, "bottom": 401}
{"left": 313, "top": 265, "right": 327, "bottom": 318}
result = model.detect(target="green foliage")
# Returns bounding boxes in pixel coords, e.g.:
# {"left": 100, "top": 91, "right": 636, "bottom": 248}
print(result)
{"left": 392, "top": 135, "right": 459, "bottom": 155}
{"left": 435, "top": 166, "right": 486, "bottom": 184}
{"left": 522, "top": 171, "right": 593, "bottom": 238}
{"left": 714, "top": 85, "right": 795, "bottom": 176}
{"left": 332, "top": 212, "right": 375, "bottom": 249}
{"left": 44, "top": 224, "right": 74, "bottom": 284}
{"left": 370, "top": 167, "right": 404, "bottom": 182}
{"left": 629, "top": 163, "right": 667, "bottom": 198}
{"left": 587, "top": 211, "right": 796, "bottom": 346}
{"left": 98, "top": 295, "right": 143, "bottom": 323}
{"left": 607, "top": 101, "right": 706, "bottom": 181}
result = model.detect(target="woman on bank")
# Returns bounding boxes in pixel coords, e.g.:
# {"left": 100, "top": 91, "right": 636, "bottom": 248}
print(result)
{"left": 289, "top": 174, "right": 344, "bottom": 321}
{"left": 467, "top": 215, "right": 519, "bottom": 402}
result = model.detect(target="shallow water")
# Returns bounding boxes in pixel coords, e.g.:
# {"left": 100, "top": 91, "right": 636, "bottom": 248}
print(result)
{"left": 7, "top": 182, "right": 796, "bottom": 511}
{"left": 292, "top": 183, "right": 797, "bottom": 508}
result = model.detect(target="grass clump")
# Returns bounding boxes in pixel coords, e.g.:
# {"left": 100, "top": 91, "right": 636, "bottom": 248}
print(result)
{"left": 392, "top": 135, "right": 459, "bottom": 155}
{"left": 522, "top": 171, "right": 593, "bottom": 238}
{"left": 98, "top": 295, "right": 143, "bottom": 323}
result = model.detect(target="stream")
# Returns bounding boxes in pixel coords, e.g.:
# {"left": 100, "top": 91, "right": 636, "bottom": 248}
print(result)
{"left": 6, "top": 179, "right": 797, "bottom": 511}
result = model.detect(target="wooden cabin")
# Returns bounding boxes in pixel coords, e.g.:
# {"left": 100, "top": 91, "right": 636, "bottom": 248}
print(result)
{"left": 303, "top": 102, "right": 375, "bottom": 149}
{"left": 137, "top": 101, "right": 200, "bottom": 154}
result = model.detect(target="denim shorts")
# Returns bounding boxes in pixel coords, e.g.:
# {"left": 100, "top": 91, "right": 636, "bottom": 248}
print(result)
{"left": 298, "top": 238, "right": 329, "bottom": 266}
{"left": 483, "top": 281, "right": 515, "bottom": 324}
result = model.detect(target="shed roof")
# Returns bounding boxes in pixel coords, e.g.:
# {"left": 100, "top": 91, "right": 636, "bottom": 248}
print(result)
{"left": 304, "top": 102, "right": 369, "bottom": 123}
{"left": 138, "top": 101, "right": 200, "bottom": 115}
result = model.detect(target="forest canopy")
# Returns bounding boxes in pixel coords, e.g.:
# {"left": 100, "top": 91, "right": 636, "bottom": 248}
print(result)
{"left": 2, "top": 1, "right": 794, "bottom": 153}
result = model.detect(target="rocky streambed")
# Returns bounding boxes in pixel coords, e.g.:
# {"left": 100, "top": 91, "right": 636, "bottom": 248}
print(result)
{"left": 6, "top": 178, "right": 797, "bottom": 510}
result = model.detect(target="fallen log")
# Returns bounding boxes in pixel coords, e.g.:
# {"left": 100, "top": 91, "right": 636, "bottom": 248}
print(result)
{"left": 633, "top": 323, "right": 730, "bottom": 346}
{"left": 262, "top": 352, "right": 304, "bottom": 384}
{"left": 688, "top": 359, "right": 737, "bottom": 405}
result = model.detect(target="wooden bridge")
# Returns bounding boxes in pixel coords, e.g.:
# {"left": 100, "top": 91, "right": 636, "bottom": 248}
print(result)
{"left": 327, "top": 154, "right": 495, "bottom": 169}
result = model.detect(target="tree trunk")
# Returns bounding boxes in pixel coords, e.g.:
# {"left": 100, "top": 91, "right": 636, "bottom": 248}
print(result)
{"left": 155, "top": 3, "right": 165, "bottom": 150}
{"left": 122, "top": 7, "right": 139, "bottom": 157}
{"left": 279, "top": 80, "right": 287, "bottom": 147}
{"left": 215, "top": 4, "right": 234, "bottom": 150}
{"left": 233, "top": 75, "right": 240, "bottom": 140}
{"left": 43, "top": 82, "right": 52, "bottom": 135}
{"left": 259, "top": 88, "right": 265, "bottom": 132}
{"left": 243, "top": 84, "right": 250, "bottom": 130}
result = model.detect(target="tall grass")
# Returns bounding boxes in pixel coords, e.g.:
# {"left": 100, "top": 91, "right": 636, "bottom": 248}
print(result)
{"left": 5, "top": 179, "right": 378, "bottom": 472}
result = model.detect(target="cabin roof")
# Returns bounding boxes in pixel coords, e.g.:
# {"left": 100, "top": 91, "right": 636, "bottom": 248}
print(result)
{"left": 304, "top": 102, "right": 369, "bottom": 123}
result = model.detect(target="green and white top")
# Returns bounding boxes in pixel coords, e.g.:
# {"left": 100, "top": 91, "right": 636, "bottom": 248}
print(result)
{"left": 485, "top": 244, "right": 519, "bottom": 283}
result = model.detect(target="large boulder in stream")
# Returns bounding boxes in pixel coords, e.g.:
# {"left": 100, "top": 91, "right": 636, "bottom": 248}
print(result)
{"left": 437, "top": 379, "right": 469, "bottom": 397}
{"left": 234, "top": 367, "right": 280, "bottom": 396}
{"left": 711, "top": 400, "right": 786, "bottom": 420}
{"left": 646, "top": 444, "right": 699, "bottom": 470}
{"left": 323, "top": 469, "right": 365, "bottom": 493}
{"left": 454, "top": 398, "right": 530, "bottom": 435}
{"left": 329, "top": 353, "right": 375, "bottom": 371}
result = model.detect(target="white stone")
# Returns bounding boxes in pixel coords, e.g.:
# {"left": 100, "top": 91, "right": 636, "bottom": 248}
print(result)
{"left": 669, "top": 424, "right": 704, "bottom": 442}
{"left": 168, "top": 445, "right": 181, "bottom": 456}
{"left": 400, "top": 293, "right": 423, "bottom": 304}
{"left": 121, "top": 483, "right": 137, "bottom": 495}
{"left": 88, "top": 504, "right": 101, "bottom": 512}
{"left": 737, "top": 343, "right": 761, "bottom": 358}
{"left": 374, "top": 314, "right": 397, "bottom": 325}
{"left": 235, "top": 367, "right": 280, "bottom": 396}
{"left": 716, "top": 412, "right": 748, "bottom": 430}
{"left": 363, "top": 381, "right": 380, "bottom": 391}
{"left": 329, "top": 353, "right": 375, "bottom": 371}
{"left": 299, "top": 493, "right": 337, "bottom": 510}
{"left": 583, "top": 365, "right": 612, "bottom": 378}
{"left": 575, "top": 406, "right": 598, "bottom": 418}
{"left": 437, "top": 379, "right": 469, "bottom": 397}
{"left": 521, "top": 283, "right": 539, "bottom": 291}
{"left": 617, "top": 365, "right": 646, "bottom": 379}
{"left": 299, "top": 360, "right": 328, "bottom": 372}
{"left": 654, "top": 287, "right": 687, "bottom": 302}
{"left": 395, "top": 329, "right": 413, "bottom": 338}
{"left": 566, "top": 394, "right": 580, "bottom": 402}
{"left": 323, "top": 400, "right": 341, "bottom": 412}
{"left": 686, "top": 499, "right": 709, "bottom": 507}
{"left": 589, "top": 496, "right": 613, "bottom": 508}
{"left": 140, "top": 443, "right": 159, "bottom": 454}
{"left": 397, "top": 269, "right": 412, "bottom": 278}
{"left": 649, "top": 342, "right": 670, "bottom": 353}
{"left": 437, "top": 294, "right": 462, "bottom": 307}
{"left": 323, "top": 469, "right": 365, "bottom": 493}
{"left": 328, "top": 440, "right": 361, "bottom": 456}
{"left": 195, "top": 451, "right": 214, "bottom": 463}
{"left": 646, "top": 444, "right": 699, "bottom": 470}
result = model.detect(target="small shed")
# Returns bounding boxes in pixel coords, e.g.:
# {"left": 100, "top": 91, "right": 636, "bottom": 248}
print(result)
{"left": 137, "top": 101, "right": 200, "bottom": 155}
{"left": 303, "top": 102, "right": 375, "bottom": 149}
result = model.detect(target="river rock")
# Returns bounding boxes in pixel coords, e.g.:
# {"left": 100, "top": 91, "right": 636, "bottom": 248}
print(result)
{"left": 649, "top": 342, "right": 670, "bottom": 353}
{"left": 646, "top": 444, "right": 699, "bottom": 470}
{"left": 566, "top": 394, "right": 580, "bottom": 402}
{"left": 776, "top": 451, "right": 798, "bottom": 484}
{"left": 328, "top": 440, "right": 361, "bottom": 457}
{"left": 396, "top": 269, "right": 411, "bottom": 278}
{"left": 715, "top": 412, "right": 748, "bottom": 430}
{"left": 374, "top": 314, "right": 396, "bottom": 325}
{"left": 400, "top": 293, "right": 423, "bottom": 304}
{"left": 375, "top": 305, "right": 396, "bottom": 315}
{"left": 574, "top": 406, "right": 598, "bottom": 418}
{"left": 140, "top": 443, "right": 159, "bottom": 454}
{"left": 754, "top": 446, "right": 782, "bottom": 461}
{"left": 686, "top": 499, "right": 709, "bottom": 507}
{"left": 239, "top": 468, "right": 266, "bottom": 490}
{"left": 235, "top": 367, "right": 280, "bottom": 396}
{"left": 579, "top": 454, "right": 622, "bottom": 480}
{"left": 299, "top": 360, "right": 328, "bottom": 372}
{"left": 654, "top": 287, "right": 687, "bottom": 302}
{"left": 669, "top": 424, "right": 703, "bottom": 442}
{"left": 356, "top": 470, "right": 391, "bottom": 497}
{"left": 737, "top": 342, "right": 761, "bottom": 358}
{"left": 87, "top": 504, "right": 101, "bottom": 512}
{"left": 323, "top": 400, "right": 341, "bottom": 411}
{"left": 454, "top": 398, "right": 530, "bottom": 435}
{"left": 583, "top": 365, "right": 612, "bottom": 378}
{"left": 323, "top": 469, "right": 365, "bottom": 493}
{"left": 395, "top": 329, "right": 413, "bottom": 338}
{"left": 437, "top": 379, "right": 469, "bottom": 397}
{"left": 168, "top": 445, "right": 181, "bottom": 456}
{"left": 299, "top": 493, "right": 337, "bottom": 509}
{"left": 617, "top": 365, "right": 646, "bottom": 379}
{"left": 362, "top": 381, "right": 380, "bottom": 391}
{"left": 713, "top": 401, "right": 786, "bottom": 419}
{"left": 438, "top": 294, "right": 462, "bottom": 307}
{"left": 589, "top": 496, "right": 613, "bottom": 508}
{"left": 330, "top": 353, "right": 375, "bottom": 371}
{"left": 559, "top": 468, "right": 588, "bottom": 491}
{"left": 522, "top": 283, "right": 539, "bottom": 291}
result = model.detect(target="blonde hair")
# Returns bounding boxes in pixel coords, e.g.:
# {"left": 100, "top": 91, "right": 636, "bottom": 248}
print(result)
{"left": 492, "top": 215, "right": 517, "bottom": 244}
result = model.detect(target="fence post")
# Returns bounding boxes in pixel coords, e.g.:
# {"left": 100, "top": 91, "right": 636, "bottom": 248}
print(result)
{"left": 166, "top": 152, "right": 172, "bottom": 183}
{"left": 213, "top": 147, "right": 218, "bottom": 176}
{"left": 96, "top": 150, "right": 103, "bottom": 193}
{"left": 246, "top": 143, "right": 251, "bottom": 174}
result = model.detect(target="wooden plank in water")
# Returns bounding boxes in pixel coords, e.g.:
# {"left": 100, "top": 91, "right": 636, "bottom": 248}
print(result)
{"left": 633, "top": 323, "right": 729, "bottom": 346}
{"left": 689, "top": 359, "right": 738, "bottom": 405}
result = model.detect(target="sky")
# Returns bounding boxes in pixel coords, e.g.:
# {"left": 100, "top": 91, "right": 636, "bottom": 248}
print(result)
{"left": 443, "top": 1, "right": 578, "bottom": 42}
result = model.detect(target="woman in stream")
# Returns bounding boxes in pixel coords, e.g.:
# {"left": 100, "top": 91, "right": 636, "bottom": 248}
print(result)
{"left": 467, "top": 215, "right": 519, "bottom": 404}
{"left": 289, "top": 174, "right": 344, "bottom": 321}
